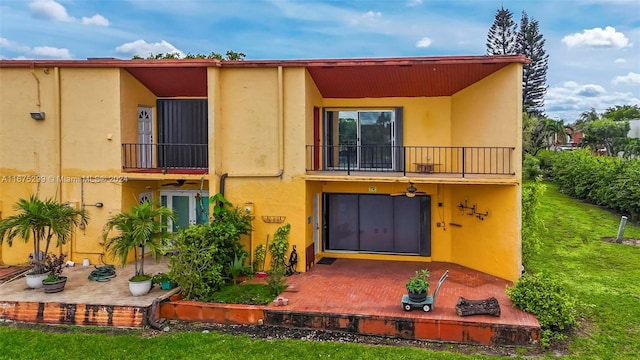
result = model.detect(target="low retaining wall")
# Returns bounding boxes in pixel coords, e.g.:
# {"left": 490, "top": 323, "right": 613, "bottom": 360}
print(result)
{"left": 158, "top": 300, "right": 539, "bottom": 346}
{"left": 0, "top": 301, "right": 148, "bottom": 328}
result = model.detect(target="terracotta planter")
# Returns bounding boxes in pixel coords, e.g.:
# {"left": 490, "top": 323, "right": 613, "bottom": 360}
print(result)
{"left": 129, "top": 279, "right": 152, "bottom": 296}
{"left": 43, "top": 276, "right": 67, "bottom": 294}
{"left": 25, "top": 273, "right": 49, "bottom": 289}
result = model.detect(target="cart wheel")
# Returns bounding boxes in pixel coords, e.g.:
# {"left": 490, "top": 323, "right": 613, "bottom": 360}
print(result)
{"left": 423, "top": 304, "right": 431, "bottom": 312}
{"left": 403, "top": 303, "right": 412, "bottom": 311}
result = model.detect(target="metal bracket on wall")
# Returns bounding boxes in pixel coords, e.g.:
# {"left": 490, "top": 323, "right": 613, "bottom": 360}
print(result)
{"left": 457, "top": 198, "right": 489, "bottom": 221}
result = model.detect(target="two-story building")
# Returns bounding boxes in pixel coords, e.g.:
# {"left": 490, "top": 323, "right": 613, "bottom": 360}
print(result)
{"left": 0, "top": 55, "right": 528, "bottom": 281}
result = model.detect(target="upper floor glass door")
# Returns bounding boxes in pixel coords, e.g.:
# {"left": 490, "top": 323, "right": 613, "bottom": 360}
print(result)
{"left": 325, "top": 109, "right": 397, "bottom": 171}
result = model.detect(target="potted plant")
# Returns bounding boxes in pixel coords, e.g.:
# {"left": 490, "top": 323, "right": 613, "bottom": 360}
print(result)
{"left": 103, "top": 201, "right": 175, "bottom": 296}
{"left": 42, "top": 253, "right": 68, "bottom": 293}
{"left": 0, "top": 195, "right": 88, "bottom": 289}
{"left": 152, "top": 272, "right": 177, "bottom": 290}
{"left": 406, "top": 269, "right": 430, "bottom": 302}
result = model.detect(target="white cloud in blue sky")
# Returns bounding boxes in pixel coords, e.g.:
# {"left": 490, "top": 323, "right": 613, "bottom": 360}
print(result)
{"left": 1, "top": 0, "right": 638, "bottom": 122}
{"left": 562, "top": 26, "right": 631, "bottom": 48}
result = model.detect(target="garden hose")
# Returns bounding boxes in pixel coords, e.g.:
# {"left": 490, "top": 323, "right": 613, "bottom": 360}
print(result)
{"left": 88, "top": 265, "right": 116, "bottom": 282}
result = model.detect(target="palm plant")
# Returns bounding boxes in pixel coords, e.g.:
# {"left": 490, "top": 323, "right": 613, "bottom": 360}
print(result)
{"left": 102, "top": 201, "right": 175, "bottom": 280}
{"left": 0, "top": 195, "right": 88, "bottom": 274}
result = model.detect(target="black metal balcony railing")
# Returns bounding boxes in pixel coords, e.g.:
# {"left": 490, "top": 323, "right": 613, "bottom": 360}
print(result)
{"left": 122, "top": 143, "right": 208, "bottom": 170}
{"left": 306, "top": 145, "right": 515, "bottom": 177}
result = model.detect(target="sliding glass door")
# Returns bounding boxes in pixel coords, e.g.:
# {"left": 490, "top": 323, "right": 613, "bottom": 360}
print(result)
{"left": 324, "top": 193, "right": 431, "bottom": 255}
{"left": 325, "top": 109, "right": 397, "bottom": 170}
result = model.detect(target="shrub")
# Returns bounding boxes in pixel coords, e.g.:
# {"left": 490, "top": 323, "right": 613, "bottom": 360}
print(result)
{"left": 552, "top": 150, "right": 640, "bottom": 220}
{"left": 535, "top": 149, "right": 556, "bottom": 179}
{"left": 523, "top": 154, "right": 542, "bottom": 180}
{"left": 169, "top": 200, "right": 252, "bottom": 301}
{"left": 266, "top": 271, "right": 287, "bottom": 297}
{"left": 169, "top": 225, "right": 225, "bottom": 300}
{"left": 253, "top": 244, "right": 266, "bottom": 273}
{"left": 269, "top": 223, "right": 291, "bottom": 273}
{"left": 522, "top": 177, "right": 546, "bottom": 266}
{"left": 506, "top": 272, "right": 577, "bottom": 347}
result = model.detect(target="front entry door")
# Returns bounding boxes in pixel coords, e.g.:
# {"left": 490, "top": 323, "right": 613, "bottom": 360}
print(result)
{"left": 138, "top": 106, "right": 153, "bottom": 168}
{"left": 160, "top": 191, "right": 209, "bottom": 232}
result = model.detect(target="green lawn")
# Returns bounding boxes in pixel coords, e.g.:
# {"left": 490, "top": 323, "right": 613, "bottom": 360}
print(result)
{"left": 0, "top": 325, "right": 498, "bottom": 360}
{"left": 0, "top": 183, "right": 639, "bottom": 359}
{"left": 527, "top": 182, "right": 640, "bottom": 359}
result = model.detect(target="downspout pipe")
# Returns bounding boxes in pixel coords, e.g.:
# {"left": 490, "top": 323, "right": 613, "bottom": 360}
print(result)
{"left": 146, "top": 287, "right": 180, "bottom": 330}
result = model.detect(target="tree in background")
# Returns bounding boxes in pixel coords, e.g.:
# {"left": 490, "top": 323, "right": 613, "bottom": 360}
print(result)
{"left": 132, "top": 50, "right": 246, "bottom": 60}
{"left": 523, "top": 113, "right": 571, "bottom": 156}
{"left": 570, "top": 105, "right": 639, "bottom": 157}
{"left": 601, "top": 105, "right": 640, "bottom": 122}
{"left": 575, "top": 107, "right": 601, "bottom": 130}
{"left": 486, "top": 6, "right": 517, "bottom": 55}
{"left": 517, "top": 12, "right": 548, "bottom": 117}
{"left": 581, "top": 119, "right": 630, "bottom": 156}
{"left": 486, "top": 8, "right": 548, "bottom": 117}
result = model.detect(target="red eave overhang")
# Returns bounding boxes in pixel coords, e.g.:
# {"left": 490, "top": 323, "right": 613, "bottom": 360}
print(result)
{"left": 0, "top": 55, "right": 529, "bottom": 98}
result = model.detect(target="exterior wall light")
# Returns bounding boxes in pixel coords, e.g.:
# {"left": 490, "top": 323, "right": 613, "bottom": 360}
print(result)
{"left": 30, "top": 112, "right": 45, "bottom": 120}
{"left": 243, "top": 202, "right": 254, "bottom": 215}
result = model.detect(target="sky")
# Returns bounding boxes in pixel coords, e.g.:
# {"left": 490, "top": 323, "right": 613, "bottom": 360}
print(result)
{"left": 0, "top": 0, "right": 639, "bottom": 122}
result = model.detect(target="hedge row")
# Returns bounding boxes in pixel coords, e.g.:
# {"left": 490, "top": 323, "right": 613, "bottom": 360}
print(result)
{"left": 551, "top": 149, "right": 640, "bottom": 221}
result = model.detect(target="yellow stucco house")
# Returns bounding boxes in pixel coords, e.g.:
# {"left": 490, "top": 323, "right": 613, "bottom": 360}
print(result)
{"left": 0, "top": 55, "right": 528, "bottom": 281}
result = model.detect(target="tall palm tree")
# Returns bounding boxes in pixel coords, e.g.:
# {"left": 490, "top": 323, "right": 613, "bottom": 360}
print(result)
{"left": 575, "top": 108, "right": 600, "bottom": 130}
{"left": 545, "top": 119, "right": 573, "bottom": 146}
{"left": 0, "top": 195, "right": 88, "bottom": 274}
{"left": 102, "top": 201, "right": 175, "bottom": 279}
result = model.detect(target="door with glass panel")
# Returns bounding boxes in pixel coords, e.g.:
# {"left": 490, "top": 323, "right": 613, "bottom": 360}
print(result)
{"left": 325, "top": 109, "right": 395, "bottom": 170}
{"left": 160, "top": 191, "right": 209, "bottom": 232}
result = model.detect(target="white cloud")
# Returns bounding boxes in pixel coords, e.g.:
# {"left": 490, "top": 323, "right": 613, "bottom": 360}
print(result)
{"left": 406, "top": 0, "right": 422, "bottom": 6}
{"left": 614, "top": 58, "right": 627, "bottom": 63}
{"left": 29, "top": 0, "right": 74, "bottom": 22}
{"left": 31, "top": 46, "right": 72, "bottom": 59}
{"left": 0, "top": 37, "right": 30, "bottom": 53}
{"left": 0, "top": 38, "right": 71, "bottom": 59}
{"left": 82, "top": 14, "right": 109, "bottom": 26}
{"left": 575, "top": 84, "right": 606, "bottom": 97}
{"left": 613, "top": 72, "right": 640, "bottom": 85}
{"left": 361, "top": 11, "right": 382, "bottom": 21}
{"left": 415, "top": 37, "right": 432, "bottom": 48}
{"left": 115, "top": 40, "right": 184, "bottom": 58}
{"left": 546, "top": 81, "right": 640, "bottom": 121}
{"left": 562, "top": 26, "right": 631, "bottom": 48}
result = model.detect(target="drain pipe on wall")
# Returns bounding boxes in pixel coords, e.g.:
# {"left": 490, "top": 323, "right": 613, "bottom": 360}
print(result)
{"left": 146, "top": 287, "right": 181, "bottom": 330}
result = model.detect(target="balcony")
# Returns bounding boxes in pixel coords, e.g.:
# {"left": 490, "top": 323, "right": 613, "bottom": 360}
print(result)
{"left": 306, "top": 145, "right": 515, "bottom": 177}
{"left": 122, "top": 143, "right": 208, "bottom": 174}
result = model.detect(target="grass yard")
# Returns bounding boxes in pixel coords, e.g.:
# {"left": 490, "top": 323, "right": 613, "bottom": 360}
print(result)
{"left": 0, "top": 325, "right": 497, "bottom": 360}
{"left": 527, "top": 182, "right": 640, "bottom": 359}
{"left": 0, "top": 183, "right": 639, "bottom": 359}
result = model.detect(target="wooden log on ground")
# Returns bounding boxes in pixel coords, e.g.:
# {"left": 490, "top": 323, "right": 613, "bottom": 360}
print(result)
{"left": 455, "top": 296, "right": 501, "bottom": 317}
